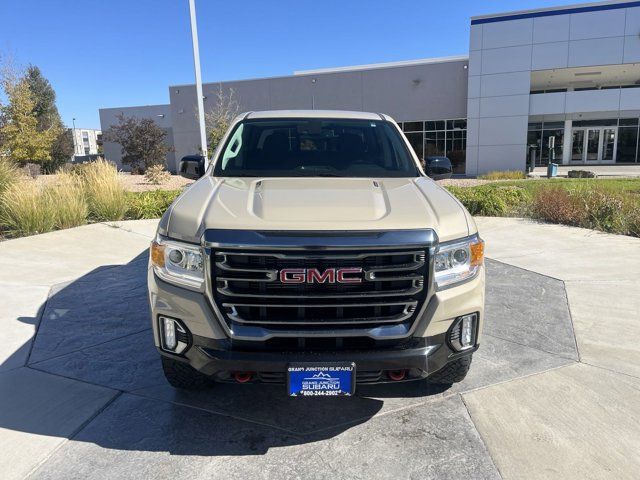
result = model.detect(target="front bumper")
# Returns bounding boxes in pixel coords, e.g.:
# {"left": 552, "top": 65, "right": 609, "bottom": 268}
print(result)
{"left": 160, "top": 332, "right": 477, "bottom": 384}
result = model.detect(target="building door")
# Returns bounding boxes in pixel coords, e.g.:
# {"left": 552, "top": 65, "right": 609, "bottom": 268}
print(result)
{"left": 570, "top": 127, "right": 616, "bottom": 164}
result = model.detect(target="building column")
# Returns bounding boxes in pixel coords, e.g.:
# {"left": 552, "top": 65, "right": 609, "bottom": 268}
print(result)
{"left": 562, "top": 119, "right": 572, "bottom": 165}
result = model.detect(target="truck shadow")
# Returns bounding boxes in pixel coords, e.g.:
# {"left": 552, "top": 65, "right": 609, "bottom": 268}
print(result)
{"left": 1, "top": 252, "right": 450, "bottom": 457}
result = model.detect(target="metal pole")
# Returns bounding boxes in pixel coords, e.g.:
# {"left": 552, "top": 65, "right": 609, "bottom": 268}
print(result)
{"left": 188, "top": 0, "right": 209, "bottom": 168}
{"left": 72, "top": 118, "right": 77, "bottom": 156}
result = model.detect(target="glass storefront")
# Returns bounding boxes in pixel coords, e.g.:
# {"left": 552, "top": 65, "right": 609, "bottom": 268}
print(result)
{"left": 528, "top": 118, "right": 640, "bottom": 164}
{"left": 616, "top": 118, "right": 639, "bottom": 163}
{"left": 573, "top": 118, "right": 639, "bottom": 164}
{"left": 398, "top": 119, "right": 467, "bottom": 174}
{"left": 527, "top": 122, "right": 564, "bottom": 166}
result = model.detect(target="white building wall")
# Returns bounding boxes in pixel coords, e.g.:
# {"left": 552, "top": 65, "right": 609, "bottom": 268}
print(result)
{"left": 467, "top": 20, "right": 531, "bottom": 175}
{"left": 72, "top": 129, "right": 101, "bottom": 156}
{"left": 468, "top": 0, "right": 640, "bottom": 175}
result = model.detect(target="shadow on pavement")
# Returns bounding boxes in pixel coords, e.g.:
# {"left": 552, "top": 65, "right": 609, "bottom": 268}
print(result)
{"left": 0, "top": 255, "right": 577, "bottom": 458}
{"left": 0, "top": 252, "right": 453, "bottom": 457}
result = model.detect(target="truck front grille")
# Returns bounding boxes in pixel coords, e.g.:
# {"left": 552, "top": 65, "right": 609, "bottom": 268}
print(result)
{"left": 210, "top": 249, "right": 429, "bottom": 332}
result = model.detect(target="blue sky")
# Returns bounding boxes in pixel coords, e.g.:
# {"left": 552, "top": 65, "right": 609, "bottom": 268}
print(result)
{"left": 0, "top": 0, "right": 582, "bottom": 129}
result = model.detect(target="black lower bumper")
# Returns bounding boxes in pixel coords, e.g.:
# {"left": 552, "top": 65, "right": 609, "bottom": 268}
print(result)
{"left": 162, "top": 333, "right": 477, "bottom": 384}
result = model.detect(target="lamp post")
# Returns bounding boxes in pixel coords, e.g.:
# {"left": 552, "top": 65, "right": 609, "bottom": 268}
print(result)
{"left": 188, "top": 0, "right": 208, "bottom": 169}
{"left": 72, "top": 118, "right": 77, "bottom": 156}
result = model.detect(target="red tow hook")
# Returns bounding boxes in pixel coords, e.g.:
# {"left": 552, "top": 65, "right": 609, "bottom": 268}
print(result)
{"left": 233, "top": 372, "right": 253, "bottom": 383}
{"left": 388, "top": 370, "right": 407, "bottom": 381}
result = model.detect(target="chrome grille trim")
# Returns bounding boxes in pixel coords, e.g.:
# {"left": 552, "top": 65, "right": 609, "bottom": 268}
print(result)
{"left": 223, "top": 301, "right": 418, "bottom": 325}
{"left": 216, "top": 283, "right": 424, "bottom": 299}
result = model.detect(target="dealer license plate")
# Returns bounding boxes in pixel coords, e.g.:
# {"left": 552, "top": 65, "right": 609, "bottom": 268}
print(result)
{"left": 287, "top": 363, "right": 355, "bottom": 397}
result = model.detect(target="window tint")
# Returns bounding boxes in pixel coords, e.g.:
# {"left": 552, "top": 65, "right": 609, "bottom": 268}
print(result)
{"left": 213, "top": 119, "right": 420, "bottom": 178}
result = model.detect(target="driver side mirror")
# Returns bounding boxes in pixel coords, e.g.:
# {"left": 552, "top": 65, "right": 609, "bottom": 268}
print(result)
{"left": 179, "top": 155, "right": 205, "bottom": 180}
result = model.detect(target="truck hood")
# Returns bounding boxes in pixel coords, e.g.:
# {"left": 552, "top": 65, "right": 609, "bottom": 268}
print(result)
{"left": 161, "top": 177, "right": 472, "bottom": 244}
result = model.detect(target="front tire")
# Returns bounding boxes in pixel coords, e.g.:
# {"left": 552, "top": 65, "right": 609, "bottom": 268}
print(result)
{"left": 161, "top": 357, "right": 213, "bottom": 390}
{"left": 427, "top": 355, "right": 472, "bottom": 385}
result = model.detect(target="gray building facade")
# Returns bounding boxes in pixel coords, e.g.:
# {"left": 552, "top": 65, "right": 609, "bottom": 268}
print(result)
{"left": 100, "top": 0, "right": 640, "bottom": 175}
{"left": 169, "top": 56, "right": 469, "bottom": 173}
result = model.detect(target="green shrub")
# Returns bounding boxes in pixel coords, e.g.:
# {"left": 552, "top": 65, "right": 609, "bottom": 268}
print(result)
{"left": 126, "top": 189, "right": 181, "bottom": 219}
{"left": 0, "top": 180, "right": 56, "bottom": 236}
{"left": 49, "top": 173, "right": 88, "bottom": 229}
{"left": 582, "top": 189, "right": 625, "bottom": 232}
{"left": 478, "top": 170, "right": 527, "bottom": 181}
{"left": 627, "top": 206, "right": 640, "bottom": 237}
{"left": 80, "top": 158, "right": 127, "bottom": 221}
{"left": 447, "top": 185, "right": 529, "bottom": 216}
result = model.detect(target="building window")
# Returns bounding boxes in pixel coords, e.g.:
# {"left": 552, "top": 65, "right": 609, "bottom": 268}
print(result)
{"left": 616, "top": 118, "right": 639, "bottom": 163}
{"left": 527, "top": 122, "right": 564, "bottom": 166}
{"left": 84, "top": 147, "right": 90, "bottom": 155}
{"left": 402, "top": 119, "right": 466, "bottom": 174}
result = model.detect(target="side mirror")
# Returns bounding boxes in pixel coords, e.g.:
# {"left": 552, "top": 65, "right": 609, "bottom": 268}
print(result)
{"left": 179, "top": 155, "right": 205, "bottom": 180}
{"left": 424, "top": 157, "right": 453, "bottom": 180}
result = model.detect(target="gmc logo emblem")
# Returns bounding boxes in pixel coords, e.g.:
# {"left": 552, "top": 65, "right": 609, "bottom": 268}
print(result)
{"left": 279, "top": 267, "right": 363, "bottom": 284}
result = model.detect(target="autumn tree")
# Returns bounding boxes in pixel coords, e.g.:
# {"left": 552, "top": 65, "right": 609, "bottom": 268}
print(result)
{"left": 103, "top": 114, "right": 171, "bottom": 172}
{"left": 0, "top": 77, "right": 58, "bottom": 164}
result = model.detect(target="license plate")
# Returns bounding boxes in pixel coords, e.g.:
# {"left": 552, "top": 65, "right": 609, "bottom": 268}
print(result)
{"left": 287, "top": 363, "right": 355, "bottom": 397}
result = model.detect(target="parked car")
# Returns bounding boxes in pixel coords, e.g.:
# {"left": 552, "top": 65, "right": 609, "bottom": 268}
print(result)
{"left": 149, "top": 110, "right": 485, "bottom": 396}
{"left": 424, "top": 156, "right": 453, "bottom": 179}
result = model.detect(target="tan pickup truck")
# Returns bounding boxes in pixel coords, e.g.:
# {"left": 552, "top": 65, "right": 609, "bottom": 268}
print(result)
{"left": 148, "top": 110, "right": 484, "bottom": 397}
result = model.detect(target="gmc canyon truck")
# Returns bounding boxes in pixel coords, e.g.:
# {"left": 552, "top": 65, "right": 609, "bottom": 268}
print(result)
{"left": 148, "top": 110, "right": 484, "bottom": 397}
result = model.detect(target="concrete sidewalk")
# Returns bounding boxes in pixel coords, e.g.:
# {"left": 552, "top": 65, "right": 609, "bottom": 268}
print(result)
{"left": 468, "top": 217, "right": 640, "bottom": 479}
{"left": 0, "top": 217, "right": 638, "bottom": 479}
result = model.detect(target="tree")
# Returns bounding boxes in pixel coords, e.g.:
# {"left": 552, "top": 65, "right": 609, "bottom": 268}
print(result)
{"left": 0, "top": 77, "right": 58, "bottom": 164}
{"left": 24, "top": 65, "right": 62, "bottom": 131}
{"left": 205, "top": 86, "right": 239, "bottom": 153}
{"left": 103, "top": 114, "right": 171, "bottom": 172}
{"left": 47, "top": 128, "right": 74, "bottom": 169}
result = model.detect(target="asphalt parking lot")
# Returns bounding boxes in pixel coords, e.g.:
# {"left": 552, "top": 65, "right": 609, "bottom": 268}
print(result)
{"left": 1, "top": 217, "right": 639, "bottom": 479}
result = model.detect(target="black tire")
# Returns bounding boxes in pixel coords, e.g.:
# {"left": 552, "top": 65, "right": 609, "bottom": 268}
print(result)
{"left": 427, "top": 355, "right": 472, "bottom": 385}
{"left": 161, "top": 357, "right": 213, "bottom": 390}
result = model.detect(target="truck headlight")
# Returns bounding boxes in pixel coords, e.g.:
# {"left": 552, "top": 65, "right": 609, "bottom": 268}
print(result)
{"left": 434, "top": 235, "right": 484, "bottom": 289}
{"left": 150, "top": 236, "right": 204, "bottom": 290}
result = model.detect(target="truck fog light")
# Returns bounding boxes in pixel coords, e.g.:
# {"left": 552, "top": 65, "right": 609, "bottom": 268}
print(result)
{"left": 162, "top": 317, "right": 177, "bottom": 350}
{"left": 449, "top": 313, "right": 478, "bottom": 351}
{"left": 460, "top": 314, "right": 474, "bottom": 348}
{"left": 159, "top": 316, "right": 190, "bottom": 354}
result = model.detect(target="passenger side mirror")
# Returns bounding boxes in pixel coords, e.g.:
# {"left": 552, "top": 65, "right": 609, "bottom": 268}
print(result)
{"left": 423, "top": 156, "right": 453, "bottom": 180}
{"left": 179, "top": 155, "right": 205, "bottom": 180}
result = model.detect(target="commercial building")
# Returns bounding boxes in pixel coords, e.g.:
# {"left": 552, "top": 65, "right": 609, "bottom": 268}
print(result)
{"left": 100, "top": 0, "right": 640, "bottom": 175}
{"left": 71, "top": 128, "right": 102, "bottom": 157}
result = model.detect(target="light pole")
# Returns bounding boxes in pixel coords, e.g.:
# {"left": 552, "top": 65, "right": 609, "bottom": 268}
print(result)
{"left": 72, "top": 118, "right": 77, "bottom": 156}
{"left": 188, "top": 0, "right": 208, "bottom": 169}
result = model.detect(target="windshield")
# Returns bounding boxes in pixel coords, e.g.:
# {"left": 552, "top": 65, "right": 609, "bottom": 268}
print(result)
{"left": 213, "top": 118, "right": 420, "bottom": 178}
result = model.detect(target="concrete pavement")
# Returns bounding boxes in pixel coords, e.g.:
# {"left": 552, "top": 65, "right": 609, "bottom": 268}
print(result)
{"left": 0, "top": 217, "right": 638, "bottom": 479}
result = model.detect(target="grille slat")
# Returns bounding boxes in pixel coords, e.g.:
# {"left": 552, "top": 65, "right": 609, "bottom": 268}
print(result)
{"left": 211, "top": 248, "right": 429, "bottom": 332}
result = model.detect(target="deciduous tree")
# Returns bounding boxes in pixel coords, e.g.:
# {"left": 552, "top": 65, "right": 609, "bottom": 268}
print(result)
{"left": 0, "top": 77, "right": 58, "bottom": 164}
{"left": 103, "top": 114, "right": 171, "bottom": 172}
